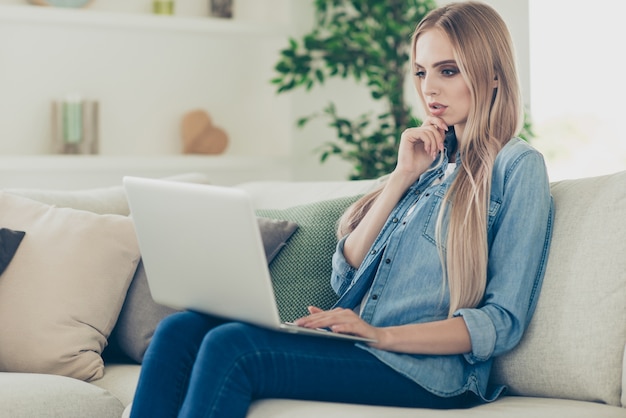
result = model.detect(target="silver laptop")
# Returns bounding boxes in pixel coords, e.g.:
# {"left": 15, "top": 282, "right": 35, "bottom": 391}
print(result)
{"left": 123, "top": 176, "right": 374, "bottom": 343}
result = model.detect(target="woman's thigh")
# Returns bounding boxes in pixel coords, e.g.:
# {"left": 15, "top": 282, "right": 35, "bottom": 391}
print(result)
{"left": 180, "top": 322, "right": 467, "bottom": 418}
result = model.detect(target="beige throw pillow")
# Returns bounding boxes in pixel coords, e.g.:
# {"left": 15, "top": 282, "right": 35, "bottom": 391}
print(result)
{"left": 0, "top": 192, "right": 140, "bottom": 382}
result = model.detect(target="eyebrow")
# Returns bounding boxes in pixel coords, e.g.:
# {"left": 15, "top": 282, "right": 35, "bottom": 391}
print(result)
{"left": 414, "top": 59, "right": 457, "bottom": 69}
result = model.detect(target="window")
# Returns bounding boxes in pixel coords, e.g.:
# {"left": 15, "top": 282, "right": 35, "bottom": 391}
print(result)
{"left": 529, "top": 0, "right": 626, "bottom": 180}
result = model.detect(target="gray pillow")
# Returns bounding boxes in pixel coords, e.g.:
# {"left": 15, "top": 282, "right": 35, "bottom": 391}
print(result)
{"left": 256, "top": 217, "right": 299, "bottom": 263}
{"left": 107, "top": 217, "right": 298, "bottom": 363}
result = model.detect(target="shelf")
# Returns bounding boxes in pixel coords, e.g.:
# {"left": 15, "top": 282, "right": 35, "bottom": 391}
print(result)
{"left": 0, "top": 155, "right": 293, "bottom": 189}
{"left": 0, "top": 4, "right": 290, "bottom": 36}
{"left": 0, "top": 1, "right": 297, "bottom": 188}
{"left": 0, "top": 154, "right": 287, "bottom": 168}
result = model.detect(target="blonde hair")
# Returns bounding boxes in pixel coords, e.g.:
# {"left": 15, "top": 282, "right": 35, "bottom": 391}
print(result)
{"left": 338, "top": 2, "right": 523, "bottom": 316}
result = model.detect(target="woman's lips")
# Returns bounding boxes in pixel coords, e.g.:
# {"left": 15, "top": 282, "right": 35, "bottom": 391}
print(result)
{"left": 429, "top": 103, "right": 447, "bottom": 117}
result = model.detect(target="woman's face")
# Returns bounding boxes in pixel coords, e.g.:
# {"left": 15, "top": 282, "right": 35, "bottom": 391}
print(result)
{"left": 414, "top": 29, "right": 471, "bottom": 141}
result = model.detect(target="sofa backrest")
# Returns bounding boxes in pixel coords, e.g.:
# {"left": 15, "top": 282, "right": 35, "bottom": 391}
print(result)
{"left": 3, "top": 172, "right": 212, "bottom": 216}
{"left": 491, "top": 170, "right": 626, "bottom": 407}
{"left": 236, "top": 179, "right": 379, "bottom": 210}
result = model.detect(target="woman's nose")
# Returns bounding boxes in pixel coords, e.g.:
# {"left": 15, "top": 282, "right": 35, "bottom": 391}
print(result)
{"left": 422, "top": 75, "right": 439, "bottom": 96}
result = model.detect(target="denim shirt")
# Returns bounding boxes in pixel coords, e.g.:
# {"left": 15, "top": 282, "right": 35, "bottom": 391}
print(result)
{"left": 330, "top": 137, "right": 554, "bottom": 402}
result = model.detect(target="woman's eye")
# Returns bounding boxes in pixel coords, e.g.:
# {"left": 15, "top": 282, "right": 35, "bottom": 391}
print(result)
{"left": 414, "top": 70, "right": 426, "bottom": 78}
{"left": 442, "top": 68, "right": 459, "bottom": 76}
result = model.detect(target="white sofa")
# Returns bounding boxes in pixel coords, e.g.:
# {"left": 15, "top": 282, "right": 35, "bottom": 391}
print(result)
{"left": 0, "top": 170, "right": 624, "bottom": 418}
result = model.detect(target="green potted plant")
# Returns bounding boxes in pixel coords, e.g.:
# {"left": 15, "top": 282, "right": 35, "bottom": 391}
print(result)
{"left": 272, "top": 0, "right": 437, "bottom": 180}
{"left": 272, "top": 1, "right": 534, "bottom": 180}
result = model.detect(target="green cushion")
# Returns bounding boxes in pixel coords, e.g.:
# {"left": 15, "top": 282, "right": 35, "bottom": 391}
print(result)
{"left": 256, "top": 195, "right": 362, "bottom": 322}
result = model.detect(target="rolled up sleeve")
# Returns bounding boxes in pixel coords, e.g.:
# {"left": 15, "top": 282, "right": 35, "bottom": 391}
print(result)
{"left": 454, "top": 308, "right": 497, "bottom": 363}
{"left": 331, "top": 235, "right": 357, "bottom": 297}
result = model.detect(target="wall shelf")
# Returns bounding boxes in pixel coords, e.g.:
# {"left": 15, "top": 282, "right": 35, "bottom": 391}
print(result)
{"left": 0, "top": 4, "right": 289, "bottom": 36}
{"left": 0, "top": 1, "right": 295, "bottom": 189}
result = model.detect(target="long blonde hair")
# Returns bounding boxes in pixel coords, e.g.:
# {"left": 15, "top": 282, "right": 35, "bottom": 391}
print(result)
{"left": 338, "top": 2, "right": 523, "bottom": 316}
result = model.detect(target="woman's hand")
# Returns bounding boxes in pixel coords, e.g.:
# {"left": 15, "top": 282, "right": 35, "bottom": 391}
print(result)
{"left": 394, "top": 116, "right": 447, "bottom": 181}
{"left": 294, "top": 306, "right": 385, "bottom": 347}
{"left": 340, "top": 117, "right": 448, "bottom": 270}
{"left": 295, "top": 307, "right": 472, "bottom": 355}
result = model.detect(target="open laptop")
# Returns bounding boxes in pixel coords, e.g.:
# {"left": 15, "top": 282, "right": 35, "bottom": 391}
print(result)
{"left": 123, "top": 176, "right": 374, "bottom": 343}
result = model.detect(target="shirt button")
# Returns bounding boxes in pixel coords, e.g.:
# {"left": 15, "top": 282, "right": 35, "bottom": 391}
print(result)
{"left": 385, "top": 258, "right": 391, "bottom": 264}
{"left": 370, "top": 249, "right": 377, "bottom": 255}
{"left": 372, "top": 294, "right": 379, "bottom": 300}
{"left": 392, "top": 217, "right": 398, "bottom": 223}
{"left": 414, "top": 190, "right": 420, "bottom": 195}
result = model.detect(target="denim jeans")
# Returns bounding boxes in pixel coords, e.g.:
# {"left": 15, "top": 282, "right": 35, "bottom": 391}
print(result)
{"left": 130, "top": 311, "right": 473, "bottom": 418}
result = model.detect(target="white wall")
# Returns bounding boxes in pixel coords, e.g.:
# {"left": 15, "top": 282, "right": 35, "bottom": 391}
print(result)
{"left": 0, "top": 0, "right": 529, "bottom": 185}
{"left": 0, "top": 0, "right": 291, "bottom": 157}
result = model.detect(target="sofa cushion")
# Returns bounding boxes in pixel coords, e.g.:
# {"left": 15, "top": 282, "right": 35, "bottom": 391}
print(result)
{"left": 247, "top": 396, "right": 626, "bottom": 418}
{"left": 491, "top": 170, "right": 626, "bottom": 406}
{"left": 256, "top": 217, "right": 300, "bottom": 263}
{"left": 237, "top": 179, "right": 378, "bottom": 210}
{"left": 108, "top": 217, "right": 298, "bottom": 363}
{"left": 256, "top": 195, "right": 362, "bottom": 322}
{"left": 106, "top": 260, "right": 179, "bottom": 364}
{"left": 4, "top": 172, "right": 212, "bottom": 216}
{"left": 91, "top": 364, "right": 142, "bottom": 408}
{"left": 0, "top": 192, "right": 140, "bottom": 382}
{"left": 4, "top": 184, "right": 132, "bottom": 216}
{"left": 0, "top": 372, "right": 126, "bottom": 418}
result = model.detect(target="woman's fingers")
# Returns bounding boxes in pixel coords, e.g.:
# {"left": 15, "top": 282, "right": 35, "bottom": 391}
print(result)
{"left": 403, "top": 127, "right": 442, "bottom": 158}
{"left": 307, "top": 306, "right": 323, "bottom": 314}
{"left": 295, "top": 308, "right": 352, "bottom": 329}
{"left": 296, "top": 307, "right": 380, "bottom": 342}
{"left": 423, "top": 116, "right": 448, "bottom": 133}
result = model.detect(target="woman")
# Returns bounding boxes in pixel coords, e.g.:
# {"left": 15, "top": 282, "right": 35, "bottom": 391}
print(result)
{"left": 130, "top": 2, "right": 553, "bottom": 417}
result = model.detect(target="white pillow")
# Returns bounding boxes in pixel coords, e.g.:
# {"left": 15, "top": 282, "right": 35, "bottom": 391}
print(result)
{"left": 0, "top": 192, "right": 140, "bottom": 381}
{"left": 491, "top": 170, "right": 626, "bottom": 406}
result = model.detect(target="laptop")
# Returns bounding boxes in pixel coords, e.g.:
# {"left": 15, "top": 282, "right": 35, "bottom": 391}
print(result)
{"left": 123, "top": 176, "right": 375, "bottom": 343}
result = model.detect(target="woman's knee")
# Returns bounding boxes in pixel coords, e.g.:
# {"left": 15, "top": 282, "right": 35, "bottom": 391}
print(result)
{"left": 150, "top": 311, "right": 221, "bottom": 352}
{"left": 196, "top": 322, "right": 268, "bottom": 367}
{"left": 155, "top": 311, "right": 200, "bottom": 336}
{"left": 202, "top": 322, "right": 258, "bottom": 349}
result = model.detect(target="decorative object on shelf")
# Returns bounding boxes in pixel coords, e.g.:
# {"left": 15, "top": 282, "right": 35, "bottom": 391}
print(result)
{"left": 180, "top": 109, "right": 228, "bottom": 155}
{"left": 152, "top": 0, "right": 175, "bottom": 15}
{"left": 51, "top": 95, "right": 99, "bottom": 155}
{"left": 210, "top": 0, "right": 233, "bottom": 18}
{"left": 28, "top": 0, "right": 94, "bottom": 7}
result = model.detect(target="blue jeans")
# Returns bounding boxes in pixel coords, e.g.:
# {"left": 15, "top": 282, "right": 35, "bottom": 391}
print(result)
{"left": 130, "top": 311, "right": 474, "bottom": 418}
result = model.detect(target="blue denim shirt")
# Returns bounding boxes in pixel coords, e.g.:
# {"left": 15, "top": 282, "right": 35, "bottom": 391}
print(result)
{"left": 330, "top": 137, "right": 554, "bottom": 402}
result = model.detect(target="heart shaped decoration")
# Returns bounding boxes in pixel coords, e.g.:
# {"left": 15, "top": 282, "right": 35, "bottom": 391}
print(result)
{"left": 180, "top": 109, "right": 228, "bottom": 155}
